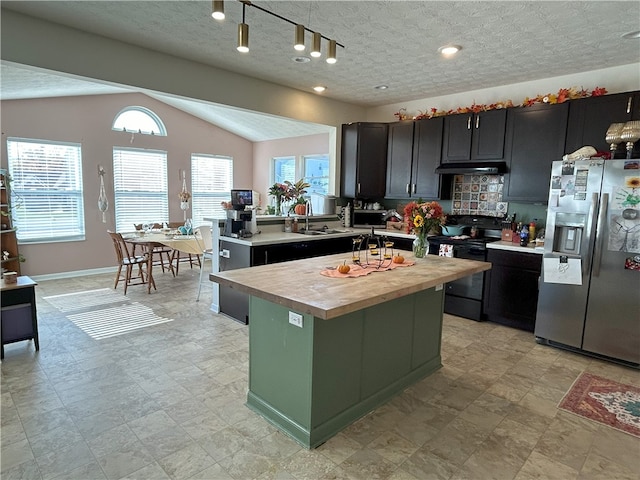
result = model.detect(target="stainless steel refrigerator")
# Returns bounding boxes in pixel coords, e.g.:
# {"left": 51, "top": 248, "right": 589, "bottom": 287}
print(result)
{"left": 535, "top": 158, "right": 640, "bottom": 366}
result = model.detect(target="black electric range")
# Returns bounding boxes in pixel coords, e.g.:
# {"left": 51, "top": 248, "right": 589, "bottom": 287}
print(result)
{"left": 428, "top": 215, "right": 504, "bottom": 321}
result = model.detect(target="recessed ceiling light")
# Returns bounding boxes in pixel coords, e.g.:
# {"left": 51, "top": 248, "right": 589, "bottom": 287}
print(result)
{"left": 313, "top": 86, "right": 327, "bottom": 93}
{"left": 438, "top": 45, "right": 462, "bottom": 57}
{"left": 292, "top": 56, "right": 311, "bottom": 63}
{"left": 622, "top": 30, "right": 640, "bottom": 39}
{"left": 374, "top": 85, "right": 389, "bottom": 90}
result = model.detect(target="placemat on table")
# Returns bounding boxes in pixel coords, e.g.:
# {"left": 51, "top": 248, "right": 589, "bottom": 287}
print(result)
{"left": 320, "top": 260, "right": 415, "bottom": 278}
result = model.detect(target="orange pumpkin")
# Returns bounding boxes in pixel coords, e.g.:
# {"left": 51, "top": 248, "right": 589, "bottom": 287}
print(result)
{"left": 393, "top": 255, "right": 405, "bottom": 264}
{"left": 294, "top": 204, "right": 306, "bottom": 215}
{"left": 337, "top": 261, "right": 350, "bottom": 274}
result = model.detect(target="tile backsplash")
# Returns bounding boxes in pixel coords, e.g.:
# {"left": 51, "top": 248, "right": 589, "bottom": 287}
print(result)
{"left": 451, "top": 174, "right": 508, "bottom": 217}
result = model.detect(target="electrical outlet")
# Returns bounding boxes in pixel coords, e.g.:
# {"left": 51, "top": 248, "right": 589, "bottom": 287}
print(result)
{"left": 435, "top": 284, "right": 443, "bottom": 291}
{"left": 288, "top": 311, "right": 303, "bottom": 328}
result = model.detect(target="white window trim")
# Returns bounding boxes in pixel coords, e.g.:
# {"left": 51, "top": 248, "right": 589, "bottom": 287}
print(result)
{"left": 7, "top": 137, "right": 85, "bottom": 244}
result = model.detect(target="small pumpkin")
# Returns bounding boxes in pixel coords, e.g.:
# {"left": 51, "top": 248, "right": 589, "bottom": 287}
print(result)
{"left": 294, "top": 204, "right": 306, "bottom": 215}
{"left": 393, "top": 254, "right": 405, "bottom": 264}
{"left": 337, "top": 261, "right": 351, "bottom": 274}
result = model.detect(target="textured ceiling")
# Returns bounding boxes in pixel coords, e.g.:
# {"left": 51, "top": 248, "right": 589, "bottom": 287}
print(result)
{"left": 2, "top": 1, "right": 639, "bottom": 140}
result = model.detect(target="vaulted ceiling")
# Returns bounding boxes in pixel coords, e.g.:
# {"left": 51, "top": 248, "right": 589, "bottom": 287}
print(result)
{"left": 2, "top": 1, "right": 639, "bottom": 140}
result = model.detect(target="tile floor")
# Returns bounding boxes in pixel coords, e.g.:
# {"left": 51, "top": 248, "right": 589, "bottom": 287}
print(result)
{"left": 1, "top": 268, "right": 639, "bottom": 480}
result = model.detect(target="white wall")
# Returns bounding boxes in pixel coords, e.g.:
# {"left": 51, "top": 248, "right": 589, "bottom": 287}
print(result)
{"left": 367, "top": 64, "right": 640, "bottom": 122}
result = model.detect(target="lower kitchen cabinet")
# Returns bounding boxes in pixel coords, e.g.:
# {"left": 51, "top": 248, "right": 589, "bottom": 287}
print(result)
{"left": 483, "top": 249, "right": 541, "bottom": 332}
{"left": 219, "top": 236, "right": 357, "bottom": 324}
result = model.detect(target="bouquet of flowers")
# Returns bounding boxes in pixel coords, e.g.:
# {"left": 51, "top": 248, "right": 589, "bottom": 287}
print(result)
{"left": 404, "top": 200, "right": 447, "bottom": 238}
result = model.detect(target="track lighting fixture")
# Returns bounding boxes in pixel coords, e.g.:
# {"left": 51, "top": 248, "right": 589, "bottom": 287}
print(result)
{"left": 294, "top": 24, "right": 305, "bottom": 51}
{"left": 310, "top": 32, "right": 322, "bottom": 58}
{"left": 237, "top": 23, "right": 249, "bottom": 52}
{"left": 326, "top": 39, "right": 337, "bottom": 64}
{"left": 213, "top": 1, "right": 343, "bottom": 62}
{"left": 211, "top": 0, "right": 225, "bottom": 20}
{"left": 237, "top": 2, "right": 249, "bottom": 53}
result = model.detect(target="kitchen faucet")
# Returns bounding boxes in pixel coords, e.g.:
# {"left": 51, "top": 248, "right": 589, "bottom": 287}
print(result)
{"left": 305, "top": 198, "right": 313, "bottom": 231}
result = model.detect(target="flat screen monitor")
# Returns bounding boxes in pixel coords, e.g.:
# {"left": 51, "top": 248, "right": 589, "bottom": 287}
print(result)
{"left": 231, "top": 189, "right": 252, "bottom": 210}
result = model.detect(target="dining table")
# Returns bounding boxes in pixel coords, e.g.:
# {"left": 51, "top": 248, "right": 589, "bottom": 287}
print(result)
{"left": 122, "top": 230, "right": 204, "bottom": 293}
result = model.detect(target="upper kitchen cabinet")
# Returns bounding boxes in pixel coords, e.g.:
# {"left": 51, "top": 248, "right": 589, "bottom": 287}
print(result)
{"left": 386, "top": 118, "right": 444, "bottom": 199}
{"left": 565, "top": 91, "right": 640, "bottom": 158}
{"left": 502, "top": 102, "right": 569, "bottom": 203}
{"left": 441, "top": 109, "right": 507, "bottom": 163}
{"left": 341, "top": 122, "right": 389, "bottom": 199}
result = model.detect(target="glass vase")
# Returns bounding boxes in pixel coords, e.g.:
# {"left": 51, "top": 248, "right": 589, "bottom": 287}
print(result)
{"left": 412, "top": 235, "right": 428, "bottom": 258}
{"left": 275, "top": 197, "right": 282, "bottom": 216}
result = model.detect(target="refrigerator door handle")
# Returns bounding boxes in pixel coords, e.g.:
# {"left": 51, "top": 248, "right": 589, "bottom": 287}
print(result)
{"left": 592, "top": 192, "right": 608, "bottom": 277}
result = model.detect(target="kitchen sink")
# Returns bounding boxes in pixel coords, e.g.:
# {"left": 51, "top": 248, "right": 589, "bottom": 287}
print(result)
{"left": 297, "top": 228, "right": 351, "bottom": 235}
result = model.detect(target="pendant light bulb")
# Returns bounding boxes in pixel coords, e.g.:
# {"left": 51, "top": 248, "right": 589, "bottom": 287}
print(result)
{"left": 310, "top": 32, "right": 322, "bottom": 57}
{"left": 294, "top": 24, "right": 305, "bottom": 51}
{"left": 326, "top": 39, "right": 337, "bottom": 64}
{"left": 211, "top": 0, "right": 225, "bottom": 20}
{"left": 237, "top": 23, "right": 249, "bottom": 53}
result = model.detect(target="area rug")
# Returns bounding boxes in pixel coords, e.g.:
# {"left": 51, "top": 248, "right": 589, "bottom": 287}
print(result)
{"left": 43, "top": 288, "right": 173, "bottom": 340}
{"left": 558, "top": 372, "right": 640, "bottom": 438}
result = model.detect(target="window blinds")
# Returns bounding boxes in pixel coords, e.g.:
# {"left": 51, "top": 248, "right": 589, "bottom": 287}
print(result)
{"left": 7, "top": 138, "right": 85, "bottom": 243}
{"left": 113, "top": 147, "right": 168, "bottom": 232}
{"left": 191, "top": 154, "right": 233, "bottom": 224}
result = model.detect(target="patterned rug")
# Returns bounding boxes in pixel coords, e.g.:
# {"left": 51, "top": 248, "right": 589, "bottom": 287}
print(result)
{"left": 43, "top": 288, "right": 173, "bottom": 340}
{"left": 558, "top": 372, "right": 640, "bottom": 438}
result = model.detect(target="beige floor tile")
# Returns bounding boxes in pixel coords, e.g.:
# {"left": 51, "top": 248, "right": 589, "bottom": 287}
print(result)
{"left": 514, "top": 450, "right": 579, "bottom": 480}
{"left": 1, "top": 272, "right": 637, "bottom": 480}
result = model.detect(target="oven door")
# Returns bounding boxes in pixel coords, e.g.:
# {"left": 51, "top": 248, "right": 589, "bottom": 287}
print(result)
{"left": 445, "top": 244, "right": 486, "bottom": 301}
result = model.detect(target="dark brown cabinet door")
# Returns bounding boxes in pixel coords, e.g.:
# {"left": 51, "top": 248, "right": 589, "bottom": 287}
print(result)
{"left": 483, "top": 250, "right": 541, "bottom": 332}
{"left": 341, "top": 122, "right": 388, "bottom": 198}
{"left": 502, "top": 102, "right": 569, "bottom": 202}
{"left": 386, "top": 118, "right": 444, "bottom": 200}
{"left": 565, "top": 91, "right": 640, "bottom": 159}
{"left": 386, "top": 121, "right": 415, "bottom": 198}
{"left": 441, "top": 109, "right": 506, "bottom": 162}
{"left": 412, "top": 117, "right": 444, "bottom": 199}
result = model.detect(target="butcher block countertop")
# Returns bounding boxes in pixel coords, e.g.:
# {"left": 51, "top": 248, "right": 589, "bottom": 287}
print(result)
{"left": 210, "top": 252, "right": 490, "bottom": 320}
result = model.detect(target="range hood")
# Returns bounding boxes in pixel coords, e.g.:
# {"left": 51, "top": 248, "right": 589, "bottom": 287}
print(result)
{"left": 435, "top": 161, "right": 508, "bottom": 175}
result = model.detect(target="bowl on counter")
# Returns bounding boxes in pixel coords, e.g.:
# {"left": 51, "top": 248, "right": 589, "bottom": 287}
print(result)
{"left": 442, "top": 225, "right": 466, "bottom": 236}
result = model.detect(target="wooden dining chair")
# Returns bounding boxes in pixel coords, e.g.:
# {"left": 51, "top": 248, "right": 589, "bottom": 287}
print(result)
{"left": 108, "top": 231, "right": 155, "bottom": 294}
{"left": 167, "top": 221, "right": 201, "bottom": 274}
{"left": 195, "top": 225, "right": 214, "bottom": 302}
{"left": 132, "top": 223, "right": 175, "bottom": 275}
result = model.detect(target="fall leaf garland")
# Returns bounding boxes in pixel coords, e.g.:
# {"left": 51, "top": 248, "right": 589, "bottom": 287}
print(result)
{"left": 394, "top": 86, "right": 608, "bottom": 121}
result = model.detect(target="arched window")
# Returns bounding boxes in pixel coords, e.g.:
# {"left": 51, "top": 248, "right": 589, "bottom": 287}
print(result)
{"left": 112, "top": 106, "right": 167, "bottom": 136}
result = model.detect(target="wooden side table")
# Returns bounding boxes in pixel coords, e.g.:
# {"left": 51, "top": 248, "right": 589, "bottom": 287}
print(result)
{"left": 1, "top": 276, "right": 39, "bottom": 359}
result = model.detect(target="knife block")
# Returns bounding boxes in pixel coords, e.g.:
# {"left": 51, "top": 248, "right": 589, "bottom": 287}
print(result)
{"left": 501, "top": 229, "right": 513, "bottom": 242}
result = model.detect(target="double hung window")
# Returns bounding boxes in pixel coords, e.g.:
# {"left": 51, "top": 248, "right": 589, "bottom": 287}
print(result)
{"left": 191, "top": 154, "right": 233, "bottom": 224}
{"left": 7, "top": 138, "right": 85, "bottom": 243}
{"left": 113, "top": 148, "right": 168, "bottom": 232}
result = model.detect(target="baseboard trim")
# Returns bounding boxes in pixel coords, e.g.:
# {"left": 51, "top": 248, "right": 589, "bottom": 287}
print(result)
{"left": 30, "top": 267, "right": 117, "bottom": 282}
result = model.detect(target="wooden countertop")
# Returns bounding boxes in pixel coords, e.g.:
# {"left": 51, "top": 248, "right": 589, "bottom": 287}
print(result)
{"left": 210, "top": 252, "right": 491, "bottom": 320}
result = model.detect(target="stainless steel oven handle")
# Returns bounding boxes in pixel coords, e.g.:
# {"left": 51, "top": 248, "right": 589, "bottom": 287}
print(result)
{"left": 592, "top": 192, "right": 607, "bottom": 277}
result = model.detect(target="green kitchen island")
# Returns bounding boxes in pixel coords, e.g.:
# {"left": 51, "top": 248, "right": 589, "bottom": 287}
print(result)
{"left": 210, "top": 251, "right": 491, "bottom": 448}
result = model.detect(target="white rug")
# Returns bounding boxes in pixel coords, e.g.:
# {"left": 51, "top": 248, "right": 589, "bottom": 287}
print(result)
{"left": 44, "top": 288, "right": 173, "bottom": 340}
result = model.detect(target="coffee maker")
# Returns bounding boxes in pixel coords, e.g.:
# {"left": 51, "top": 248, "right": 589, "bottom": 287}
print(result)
{"left": 224, "top": 190, "right": 255, "bottom": 238}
